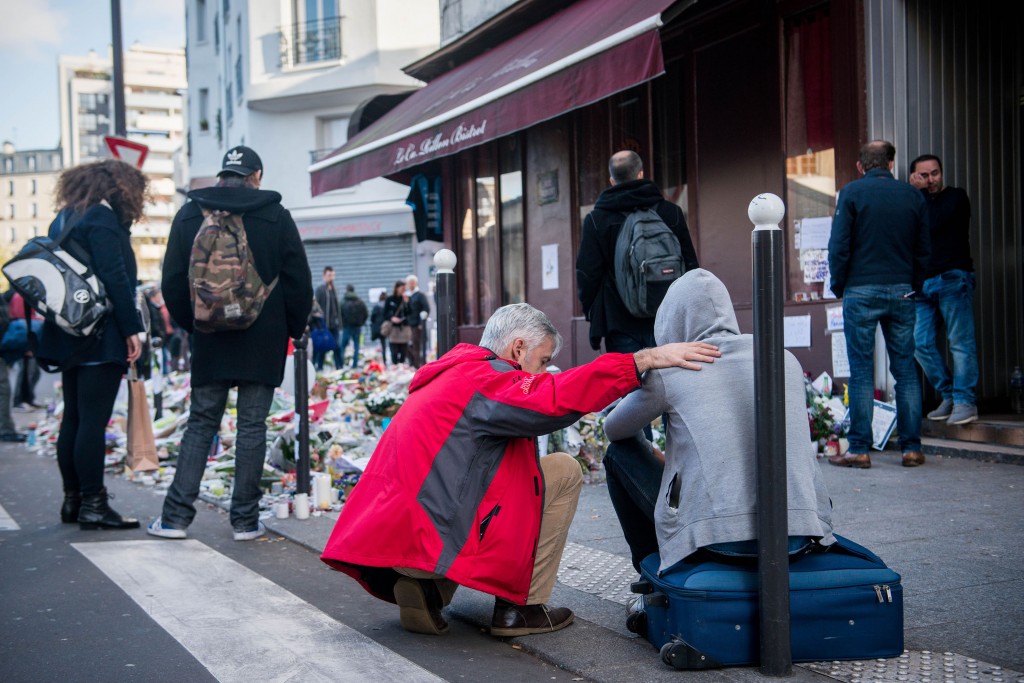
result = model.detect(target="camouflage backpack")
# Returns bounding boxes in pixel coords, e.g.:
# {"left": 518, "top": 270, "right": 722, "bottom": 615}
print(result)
{"left": 188, "top": 208, "right": 278, "bottom": 333}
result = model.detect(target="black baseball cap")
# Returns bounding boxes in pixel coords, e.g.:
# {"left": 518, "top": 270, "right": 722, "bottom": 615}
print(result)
{"left": 219, "top": 145, "right": 263, "bottom": 177}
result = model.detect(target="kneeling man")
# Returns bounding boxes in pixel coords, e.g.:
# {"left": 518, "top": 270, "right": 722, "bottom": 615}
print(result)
{"left": 321, "top": 303, "right": 719, "bottom": 636}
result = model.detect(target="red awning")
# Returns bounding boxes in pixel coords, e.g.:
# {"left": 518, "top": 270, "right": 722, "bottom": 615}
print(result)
{"left": 310, "top": 0, "right": 677, "bottom": 195}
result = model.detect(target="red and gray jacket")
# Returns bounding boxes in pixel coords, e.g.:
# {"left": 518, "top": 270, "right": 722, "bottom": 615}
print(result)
{"left": 320, "top": 343, "right": 640, "bottom": 604}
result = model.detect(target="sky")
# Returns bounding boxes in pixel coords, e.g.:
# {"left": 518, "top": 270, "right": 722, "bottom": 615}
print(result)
{"left": 0, "top": 0, "right": 186, "bottom": 151}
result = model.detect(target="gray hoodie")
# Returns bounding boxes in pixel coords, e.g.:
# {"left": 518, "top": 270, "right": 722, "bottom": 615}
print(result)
{"left": 604, "top": 269, "right": 834, "bottom": 571}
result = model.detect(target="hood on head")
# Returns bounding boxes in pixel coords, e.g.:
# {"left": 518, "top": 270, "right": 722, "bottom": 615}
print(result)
{"left": 654, "top": 269, "right": 740, "bottom": 344}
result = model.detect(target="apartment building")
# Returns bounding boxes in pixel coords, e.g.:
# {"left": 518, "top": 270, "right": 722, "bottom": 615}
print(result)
{"left": 57, "top": 45, "right": 187, "bottom": 281}
{"left": 0, "top": 143, "right": 62, "bottom": 256}
{"left": 185, "top": 0, "right": 439, "bottom": 300}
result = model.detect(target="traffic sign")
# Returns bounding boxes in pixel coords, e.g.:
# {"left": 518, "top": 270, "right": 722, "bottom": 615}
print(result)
{"left": 104, "top": 136, "right": 149, "bottom": 168}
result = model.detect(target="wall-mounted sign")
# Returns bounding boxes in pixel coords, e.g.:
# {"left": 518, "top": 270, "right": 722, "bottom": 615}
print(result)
{"left": 537, "top": 170, "right": 559, "bottom": 205}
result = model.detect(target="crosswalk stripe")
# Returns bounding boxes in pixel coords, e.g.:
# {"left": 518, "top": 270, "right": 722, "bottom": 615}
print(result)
{"left": 0, "top": 501, "right": 19, "bottom": 530}
{"left": 72, "top": 540, "right": 445, "bottom": 683}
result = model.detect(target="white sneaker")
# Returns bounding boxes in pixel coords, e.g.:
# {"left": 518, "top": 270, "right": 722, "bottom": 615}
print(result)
{"left": 147, "top": 517, "right": 187, "bottom": 539}
{"left": 232, "top": 522, "right": 265, "bottom": 541}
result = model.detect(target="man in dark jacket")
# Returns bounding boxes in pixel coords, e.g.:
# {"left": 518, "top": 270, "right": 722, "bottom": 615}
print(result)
{"left": 339, "top": 284, "right": 369, "bottom": 369}
{"left": 149, "top": 145, "right": 312, "bottom": 540}
{"left": 827, "top": 140, "right": 930, "bottom": 470}
{"left": 576, "top": 151, "right": 699, "bottom": 353}
{"left": 314, "top": 266, "right": 342, "bottom": 370}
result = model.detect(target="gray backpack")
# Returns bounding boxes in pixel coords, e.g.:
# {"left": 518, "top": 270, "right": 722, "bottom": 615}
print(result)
{"left": 613, "top": 207, "right": 684, "bottom": 318}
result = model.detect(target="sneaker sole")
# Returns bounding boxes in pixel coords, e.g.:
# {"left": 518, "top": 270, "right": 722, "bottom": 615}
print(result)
{"left": 147, "top": 528, "right": 187, "bottom": 539}
{"left": 948, "top": 415, "right": 978, "bottom": 425}
{"left": 490, "top": 612, "right": 575, "bottom": 637}
{"left": 927, "top": 413, "right": 952, "bottom": 421}
{"left": 393, "top": 578, "right": 448, "bottom": 635}
{"left": 232, "top": 529, "right": 265, "bottom": 541}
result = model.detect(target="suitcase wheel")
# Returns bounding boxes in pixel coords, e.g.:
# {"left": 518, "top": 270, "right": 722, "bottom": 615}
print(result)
{"left": 659, "top": 637, "right": 722, "bottom": 670}
{"left": 626, "top": 610, "right": 647, "bottom": 637}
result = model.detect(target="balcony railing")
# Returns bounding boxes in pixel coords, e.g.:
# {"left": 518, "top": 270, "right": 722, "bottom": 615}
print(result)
{"left": 309, "top": 148, "right": 337, "bottom": 164}
{"left": 280, "top": 17, "right": 342, "bottom": 67}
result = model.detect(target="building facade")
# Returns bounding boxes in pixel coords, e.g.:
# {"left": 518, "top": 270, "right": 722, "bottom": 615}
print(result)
{"left": 0, "top": 143, "right": 62, "bottom": 258}
{"left": 311, "top": 0, "right": 1022, "bottom": 410}
{"left": 57, "top": 45, "right": 187, "bottom": 281}
{"left": 185, "top": 0, "right": 440, "bottom": 305}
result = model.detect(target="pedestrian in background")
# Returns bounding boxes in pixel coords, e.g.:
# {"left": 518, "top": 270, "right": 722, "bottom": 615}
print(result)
{"left": 405, "top": 274, "right": 430, "bottom": 368}
{"left": 6, "top": 292, "right": 42, "bottom": 410}
{"left": 339, "top": 284, "right": 368, "bottom": 369}
{"left": 370, "top": 291, "right": 389, "bottom": 366}
{"left": 909, "top": 154, "right": 979, "bottom": 425}
{"left": 37, "top": 159, "right": 147, "bottom": 529}
{"left": 827, "top": 140, "right": 930, "bottom": 469}
{"left": 149, "top": 145, "right": 312, "bottom": 541}
{"left": 385, "top": 280, "right": 411, "bottom": 365}
{"left": 314, "top": 266, "right": 342, "bottom": 370}
{"left": 0, "top": 292, "right": 27, "bottom": 443}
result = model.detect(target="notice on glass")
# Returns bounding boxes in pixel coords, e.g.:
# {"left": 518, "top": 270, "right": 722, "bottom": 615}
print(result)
{"left": 800, "top": 216, "right": 832, "bottom": 250}
{"left": 542, "top": 244, "right": 559, "bottom": 290}
{"left": 783, "top": 315, "right": 811, "bottom": 348}
{"left": 801, "top": 249, "right": 829, "bottom": 283}
{"left": 831, "top": 333, "right": 850, "bottom": 377}
{"left": 826, "top": 304, "right": 844, "bottom": 332}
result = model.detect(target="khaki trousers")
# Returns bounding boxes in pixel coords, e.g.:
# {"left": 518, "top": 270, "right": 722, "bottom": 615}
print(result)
{"left": 398, "top": 451, "right": 583, "bottom": 605}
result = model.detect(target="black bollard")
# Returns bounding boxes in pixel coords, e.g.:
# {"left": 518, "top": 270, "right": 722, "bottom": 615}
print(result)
{"left": 293, "top": 333, "right": 311, "bottom": 496}
{"left": 749, "top": 193, "right": 791, "bottom": 676}
{"left": 434, "top": 250, "right": 458, "bottom": 357}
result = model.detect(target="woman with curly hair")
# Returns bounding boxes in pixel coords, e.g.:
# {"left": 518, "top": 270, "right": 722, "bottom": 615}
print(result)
{"left": 38, "top": 159, "right": 147, "bottom": 530}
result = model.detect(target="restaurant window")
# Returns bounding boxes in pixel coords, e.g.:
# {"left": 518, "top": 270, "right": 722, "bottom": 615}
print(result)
{"left": 576, "top": 100, "right": 611, "bottom": 222}
{"left": 784, "top": 7, "right": 836, "bottom": 303}
{"left": 652, "top": 59, "right": 689, "bottom": 226}
{"left": 455, "top": 135, "right": 527, "bottom": 326}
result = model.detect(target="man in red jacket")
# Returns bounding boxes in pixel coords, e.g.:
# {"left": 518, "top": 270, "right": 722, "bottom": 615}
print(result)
{"left": 321, "top": 303, "right": 719, "bottom": 637}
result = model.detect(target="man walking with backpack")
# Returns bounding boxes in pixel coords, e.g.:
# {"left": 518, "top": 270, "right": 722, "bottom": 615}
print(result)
{"left": 576, "top": 151, "right": 699, "bottom": 354}
{"left": 149, "top": 145, "right": 312, "bottom": 541}
{"left": 339, "top": 284, "right": 369, "bottom": 369}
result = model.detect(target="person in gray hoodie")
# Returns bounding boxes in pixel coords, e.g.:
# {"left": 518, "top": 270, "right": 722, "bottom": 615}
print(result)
{"left": 603, "top": 269, "right": 834, "bottom": 573}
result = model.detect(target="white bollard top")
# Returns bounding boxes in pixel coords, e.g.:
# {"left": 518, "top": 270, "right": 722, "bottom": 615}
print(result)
{"left": 434, "top": 248, "right": 457, "bottom": 273}
{"left": 748, "top": 193, "right": 785, "bottom": 231}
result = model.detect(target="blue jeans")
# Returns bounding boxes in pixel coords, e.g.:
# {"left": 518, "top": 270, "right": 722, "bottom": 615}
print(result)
{"left": 603, "top": 434, "right": 662, "bottom": 572}
{"left": 162, "top": 381, "right": 275, "bottom": 531}
{"left": 842, "top": 284, "right": 922, "bottom": 454}
{"left": 339, "top": 326, "right": 362, "bottom": 369}
{"left": 914, "top": 270, "right": 978, "bottom": 406}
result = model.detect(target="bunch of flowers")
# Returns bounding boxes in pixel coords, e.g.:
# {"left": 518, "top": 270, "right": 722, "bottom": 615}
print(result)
{"left": 364, "top": 389, "right": 404, "bottom": 417}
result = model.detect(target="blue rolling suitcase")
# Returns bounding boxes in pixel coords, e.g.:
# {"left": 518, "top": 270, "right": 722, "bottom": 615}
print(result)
{"left": 629, "top": 535, "right": 903, "bottom": 669}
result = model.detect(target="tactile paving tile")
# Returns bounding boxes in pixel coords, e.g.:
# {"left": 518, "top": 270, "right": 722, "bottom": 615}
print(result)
{"left": 557, "top": 544, "right": 1024, "bottom": 682}
{"left": 558, "top": 541, "right": 638, "bottom": 604}
{"left": 800, "top": 650, "right": 1024, "bottom": 682}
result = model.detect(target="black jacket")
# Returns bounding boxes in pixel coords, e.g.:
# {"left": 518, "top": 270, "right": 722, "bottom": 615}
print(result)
{"left": 162, "top": 186, "right": 313, "bottom": 387}
{"left": 576, "top": 180, "right": 699, "bottom": 350}
{"left": 37, "top": 205, "right": 145, "bottom": 370}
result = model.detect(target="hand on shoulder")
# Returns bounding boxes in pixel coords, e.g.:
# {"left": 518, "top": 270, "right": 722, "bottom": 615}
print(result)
{"left": 633, "top": 341, "right": 720, "bottom": 374}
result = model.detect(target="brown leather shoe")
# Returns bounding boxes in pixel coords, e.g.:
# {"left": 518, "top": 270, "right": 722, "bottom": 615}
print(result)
{"left": 393, "top": 577, "right": 448, "bottom": 635}
{"left": 828, "top": 452, "right": 871, "bottom": 468}
{"left": 490, "top": 598, "right": 574, "bottom": 637}
{"left": 902, "top": 451, "right": 926, "bottom": 467}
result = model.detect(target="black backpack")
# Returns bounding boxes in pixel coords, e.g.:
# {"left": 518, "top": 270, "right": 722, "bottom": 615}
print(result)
{"left": 613, "top": 207, "right": 685, "bottom": 318}
{"left": 341, "top": 297, "right": 368, "bottom": 328}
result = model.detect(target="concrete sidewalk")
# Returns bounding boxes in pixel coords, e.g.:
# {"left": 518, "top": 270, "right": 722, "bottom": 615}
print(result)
{"left": 245, "top": 449, "right": 1024, "bottom": 682}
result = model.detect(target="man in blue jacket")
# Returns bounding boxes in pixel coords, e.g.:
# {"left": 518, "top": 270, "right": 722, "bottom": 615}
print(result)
{"left": 827, "top": 140, "right": 930, "bottom": 469}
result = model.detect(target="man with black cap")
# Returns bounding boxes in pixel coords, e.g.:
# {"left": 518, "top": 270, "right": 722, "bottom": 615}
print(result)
{"left": 149, "top": 146, "right": 312, "bottom": 541}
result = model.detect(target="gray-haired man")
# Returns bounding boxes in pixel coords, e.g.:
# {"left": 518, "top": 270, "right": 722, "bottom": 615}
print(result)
{"left": 322, "top": 303, "right": 720, "bottom": 638}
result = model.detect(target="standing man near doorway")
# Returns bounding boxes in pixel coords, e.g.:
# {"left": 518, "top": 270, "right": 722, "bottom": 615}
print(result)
{"left": 827, "top": 140, "right": 930, "bottom": 469}
{"left": 909, "top": 154, "right": 979, "bottom": 425}
{"left": 405, "top": 274, "right": 430, "bottom": 368}
{"left": 314, "top": 266, "right": 342, "bottom": 371}
{"left": 576, "top": 150, "right": 699, "bottom": 354}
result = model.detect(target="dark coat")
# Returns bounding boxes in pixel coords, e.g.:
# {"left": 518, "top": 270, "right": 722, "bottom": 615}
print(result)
{"left": 384, "top": 295, "right": 410, "bottom": 328}
{"left": 37, "top": 205, "right": 145, "bottom": 370}
{"left": 162, "top": 186, "right": 313, "bottom": 387}
{"left": 315, "top": 282, "right": 341, "bottom": 331}
{"left": 576, "top": 179, "right": 699, "bottom": 350}
{"left": 828, "top": 168, "right": 930, "bottom": 297}
{"left": 406, "top": 289, "right": 429, "bottom": 328}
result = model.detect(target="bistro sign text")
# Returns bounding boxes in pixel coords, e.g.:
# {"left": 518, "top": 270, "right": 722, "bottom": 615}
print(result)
{"left": 394, "top": 119, "right": 488, "bottom": 165}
